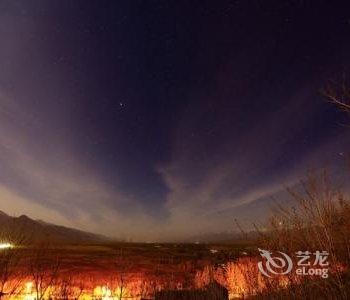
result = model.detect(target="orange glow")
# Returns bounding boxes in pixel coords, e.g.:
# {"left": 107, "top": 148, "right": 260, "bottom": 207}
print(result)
{"left": 23, "top": 282, "right": 35, "bottom": 300}
{"left": 93, "top": 285, "right": 113, "bottom": 300}
{"left": 0, "top": 243, "right": 13, "bottom": 249}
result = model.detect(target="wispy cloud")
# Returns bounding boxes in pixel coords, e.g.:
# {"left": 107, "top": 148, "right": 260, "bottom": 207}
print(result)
{"left": 0, "top": 92, "right": 159, "bottom": 239}
{"left": 156, "top": 87, "right": 350, "bottom": 240}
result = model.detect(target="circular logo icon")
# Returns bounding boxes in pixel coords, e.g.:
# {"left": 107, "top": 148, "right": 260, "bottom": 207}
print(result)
{"left": 258, "top": 248, "right": 293, "bottom": 277}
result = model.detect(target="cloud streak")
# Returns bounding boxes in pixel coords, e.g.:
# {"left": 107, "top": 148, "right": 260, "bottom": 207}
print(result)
{"left": 0, "top": 1, "right": 349, "bottom": 242}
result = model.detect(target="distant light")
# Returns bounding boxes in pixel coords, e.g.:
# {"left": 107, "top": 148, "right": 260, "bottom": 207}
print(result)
{"left": 25, "top": 281, "right": 33, "bottom": 292}
{"left": 24, "top": 282, "right": 35, "bottom": 300}
{"left": 0, "top": 243, "right": 13, "bottom": 249}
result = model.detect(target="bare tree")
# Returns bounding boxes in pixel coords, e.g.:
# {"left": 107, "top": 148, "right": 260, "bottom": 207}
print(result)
{"left": 113, "top": 248, "right": 133, "bottom": 300}
{"left": 258, "top": 171, "right": 350, "bottom": 298}
{"left": 53, "top": 276, "right": 85, "bottom": 300}
{"left": 28, "top": 243, "right": 60, "bottom": 300}
{"left": 322, "top": 74, "right": 350, "bottom": 113}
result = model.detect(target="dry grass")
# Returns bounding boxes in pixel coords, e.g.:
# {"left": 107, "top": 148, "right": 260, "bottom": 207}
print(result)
{"left": 253, "top": 171, "right": 350, "bottom": 299}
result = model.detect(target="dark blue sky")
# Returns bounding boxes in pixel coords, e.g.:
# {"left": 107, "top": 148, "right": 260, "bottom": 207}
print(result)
{"left": 0, "top": 0, "right": 349, "bottom": 240}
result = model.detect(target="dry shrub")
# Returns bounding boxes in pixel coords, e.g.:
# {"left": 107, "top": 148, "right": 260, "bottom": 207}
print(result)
{"left": 194, "top": 257, "right": 265, "bottom": 298}
{"left": 194, "top": 265, "right": 212, "bottom": 289}
{"left": 222, "top": 257, "right": 264, "bottom": 297}
{"left": 255, "top": 171, "right": 350, "bottom": 298}
{"left": 52, "top": 277, "right": 84, "bottom": 300}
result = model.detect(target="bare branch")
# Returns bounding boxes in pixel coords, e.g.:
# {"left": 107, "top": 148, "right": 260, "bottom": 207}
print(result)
{"left": 322, "top": 75, "right": 350, "bottom": 112}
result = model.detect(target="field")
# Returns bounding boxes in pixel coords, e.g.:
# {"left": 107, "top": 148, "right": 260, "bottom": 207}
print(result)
{"left": 3, "top": 242, "right": 253, "bottom": 299}
{"left": 57, "top": 242, "right": 245, "bottom": 273}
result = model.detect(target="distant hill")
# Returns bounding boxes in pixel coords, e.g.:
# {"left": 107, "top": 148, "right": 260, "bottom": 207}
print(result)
{"left": 0, "top": 210, "right": 108, "bottom": 245}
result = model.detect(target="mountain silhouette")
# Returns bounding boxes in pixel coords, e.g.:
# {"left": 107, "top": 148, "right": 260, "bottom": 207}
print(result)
{"left": 0, "top": 210, "right": 108, "bottom": 244}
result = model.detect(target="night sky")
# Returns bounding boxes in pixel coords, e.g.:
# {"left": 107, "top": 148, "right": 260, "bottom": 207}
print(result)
{"left": 0, "top": 1, "right": 349, "bottom": 241}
